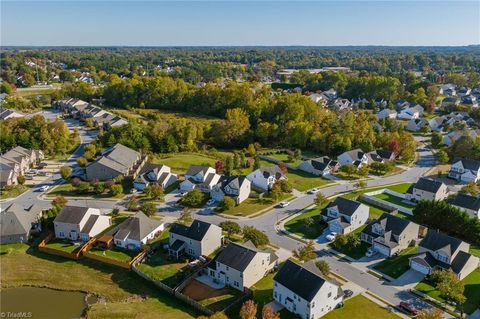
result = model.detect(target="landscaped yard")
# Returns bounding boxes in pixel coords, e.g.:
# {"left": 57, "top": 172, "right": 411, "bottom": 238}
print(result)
{"left": 415, "top": 268, "right": 480, "bottom": 314}
{"left": 181, "top": 279, "right": 244, "bottom": 312}
{"left": 322, "top": 295, "right": 400, "bottom": 319}
{"left": 286, "top": 170, "right": 333, "bottom": 192}
{"left": 284, "top": 207, "right": 327, "bottom": 239}
{"left": 47, "top": 179, "right": 132, "bottom": 199}
{"left": 0, "top": 243, "right": 197, "bottom": 319}
{"left": 470, "top": 246, "right": 480, "bottom": 257}
{"left": 265, "top": 153, "right": 303, "bottom": 166}
{"left": 0, "top": 185, "right": 29, "bottom": 199}
{"left": 373, "top": 193, "right": 415, "bottom": 209}
{"left": 221, "top": 193, "right": 293, "bottom": 217}
{"left": 136, "top": 250, "right": 189, "bottom": 287}
{"left": 88, "top": 247, "right": 138, "bottom": 263}
{"left": 373, "top": 246, "right": 418, "bottom": 278}
{"left": 331, "top": 225, "right": 369, "bottom": 260}
{"left": 44, "top": 239, "right": 82, "bottom": 254}
{"left": 342, "top": 183, "right": 412, "bottom": 200}
{"left": 152, "top": 153, "right": 218, "bottom": 174}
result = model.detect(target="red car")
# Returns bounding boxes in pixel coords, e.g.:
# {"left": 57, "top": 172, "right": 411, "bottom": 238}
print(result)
{"left": 399, "top": 302, "right": 419, "bottom": 316}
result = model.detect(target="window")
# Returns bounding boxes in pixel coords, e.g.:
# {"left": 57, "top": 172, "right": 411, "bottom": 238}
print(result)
{"left": 226, "top": 266, "right": 229, "bottom": 271}
{"left": 274, "top": 292, "right": 277, "bottom": 298}
{"left": 59, "top": 231, "right": 65, "bottom": 237}
{"left": 437, "top": 253, "right": 448, "bottom": 263}
{"left": 328, "top": 292, "right": 332, "bottom": 298}
{"left": 240, "top": 273, "right": 243, "bottom": 278}
{"left": 311, "top": 302, "right": 315, "bottom": 308}
{"left": 210, "top": 270, "right": 215, "bottom": 277}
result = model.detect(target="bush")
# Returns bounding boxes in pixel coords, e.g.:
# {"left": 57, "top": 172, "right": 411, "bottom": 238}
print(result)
{"left": 17, "top": 175, "right": 26, "bottom": 185}
{"left": 94, "top": 182, "right": 105, "bottom": 194}
{"left": 180, "top": 189, "right": 207, "bottom": 207}
{"left": 76, "top": 157, "right": 87, "bottom": 167}
{"left": 217, "top": 197, "right": 236, "bottom": 211}
{"left": 60, "top": 166, "right": 72, "bottom": 180}
{"left": 219, "top": 221, "right": 241, "bottom": 238}
{"left": 276, "top": 180, "right": 293, "bottom": 193}
{"left": 110, "top": 184, "right": 123, "bottom": 196}
{"left": 140, "top": 202, "right": 157, "bottom": 216}
{"left": 243, "top": 226, "right": 269, "bottom": 247}
{"left": 77, "top": 182, "right": 90, "bottom": 194}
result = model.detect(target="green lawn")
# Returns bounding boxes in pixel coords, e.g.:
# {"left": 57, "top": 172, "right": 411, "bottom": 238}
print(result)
{"left": 415, "top": 268, "right": 480, "bottom": 314}
{"left": 0, "top": 185, "right": 29, "bottom": 199}
{"left": 265, "top": 153, "right": 303, "bottom": 166}
{"left": 470, "top": 246, "right": 480, "bottom": 258}
{"left": 48, "top": 180, "right": 131, "bottom": 199}
{"left": 342, "top": 183, "right": 412, "bottom": 200}
{"left": 198, "top": 288, "right": 244, "bottom": 312}
{"left": 44, "top": 239, "right": 82, "bottom": 254}
{"left": 88, "top": 247, "right": 137, "bottom": 263}
{"left": 152, "top": 153, "right": 218, "bottom": 174}
{"left": 322, "top": 295, "right": 400, "bottom": 319}
{"left": 136, "top": 250, "right": 188, "bottom": 287}
{"left": 284, "top": 207, "right": 327, "bottom": 239}
{"left": 334, "top": 171, "right": 365, "bottom": 180}
{"left": 331, "top": 225, "right": 369, "bottom": 260}
{"left": 222, "top": 193, "right": 292, "bottom": 217}
{"left": 373, "top": 247, "right": 418, "bottom": 278}
{"left": 0, "top": 243, "right": 197, "bottom": 319}
{"left": 286, "top": 169, "right": 333, "bottom": 192}
{"left": 373, "top": 193, "right": 415, "bottom": 209}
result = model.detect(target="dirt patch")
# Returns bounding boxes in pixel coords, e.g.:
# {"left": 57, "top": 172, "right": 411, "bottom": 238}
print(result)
{"left": 181, "top": 279, "right": 230, "bottom": 301}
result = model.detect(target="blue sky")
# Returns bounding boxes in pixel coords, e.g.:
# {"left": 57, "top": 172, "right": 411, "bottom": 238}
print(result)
{"left": 1, "top": 1, "right": 479, "bottom": 46}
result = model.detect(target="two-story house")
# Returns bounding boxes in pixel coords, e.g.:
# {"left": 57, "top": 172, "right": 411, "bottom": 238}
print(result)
{"left": 406, "top": 118, "right": 429, "bottom": 132}
{"left": 207, "top": 241, "right": 278, "bottom": 291}
{"left": 273, "top": 260, "right": 343, "bottom": 319}
{"left": 361, "top": 213, "right": 420, "bottom": 256}
{"left": 133, "top": 163, "right": 177, "bottom": 192}
{"left": 377, "top": 109, "right": 397, "bottom": 120}
{"left": 168, "top": 220, "right": 222, "bottom": 259}
{"left": 320, "top": 197, "right": 369, "bottom": 234}
{"left": 298, "top": 157, "right": 339, "bottom": 177}
{"left": 405, "top": 177, "right": 448, "bottom": 202}
{"left": 54, "top": 206, "right": 111, "bottom": 242}
{"left": 246, "top": 166, "right": 286, "bottom": 192}
{"left": 366, "top": 150, "right": 395, "bottom": 164}
{"left": 448, "top": 193, "right": 480, "bottom": 219}
{"left": 211, "top": 175, "right": 251, "bottom": 205}
{"left": 179, "top": 165, "right": 221, "bottom": 193}
{"left": 337, "top": 149, "right": 369, "bottom": 168}
{"left": 409, "top": 230, "right": 479, "bottom": 280}
{"left": 448, "top": 158, "right": 480, "bottom": 183}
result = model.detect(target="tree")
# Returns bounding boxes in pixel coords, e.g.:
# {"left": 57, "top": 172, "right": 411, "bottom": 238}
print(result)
{"left": 239, "top": 300, "right": 257, "bottom": 319}
{"left": 76, "top": 157, "right": 87, "bottom": 167}
{"left": 110, "top": 184, "right": 123, "bottom": 196}
{"left": 417, "top": 309, "right": 444, "bottom": 319}
{"left": 314, "top": 193, "right": 329, "bottom": 207}
{"left": 436, "top": 150, "right": 449, "bottom": 164}
{"left": 247, "top": 144, "right": 256, "bottom": 156}
{"left": 94, "top": 182, "right": 105, "bottom": 194}
{"left": 303, "top": 217, "right": 314, "bottom": 228}
{"left": 180, "top": 208, "right": 193, "bottom": 224}
{"left": 269, "top": 184, "right": 283, "bottom": 201}
{"left": 243, "top": 226, "right": 269, "bottom": 247}
{"left": 52, "top": 195, "right": 68, "bottom": 208}
{"left": 340, "top": 164, "right": 357, "bottom": 177}
{"left": 358, "top": 165, "right": 369, "bottom": 177}
{"left": 315, "top": 260, "right": 330, "bottom": 276}
{"left": 356, "top": 180, "right": 367, "bottom": 189}
{"left": 60, "top": 166, "right": 72, "bottom": 180}
{"left": 224, "top": 108, "right": 250, "bottom": 142}
{"left": 431, "top": 132, "right": 443, "bottom": 148}
{"left": 16, "top": 175, "right": 26, "bottom": 185}
{"left": 293, "top": 241, "right": 317, "bottom": 262}
{"left": 217, "top": 197, "right": 236, "bottom": 212}
{"left": 0, "top": 82, "right": 13, "bottom": 94}
{"left": 253, "top": 157, "right": 261, "bottom": 170}
{"left": 388, "top": 139, "right": 401, "bottom": 155}
{"left": 276, "top": 180, "right": 292, "bottom": 193}
{"left": 219, "top": 221, "right": 241, "bottom": 239}
{"left": 432, "top": 270, "right": 466, "bottom": 312}
{"left": 144, "top": 184, "right": 164, "bottom": 201}
{"left": 180, "top": 189, "right": 205, "bottom": 207}
{"left": 225, "top": 156, "right": 234, "bottom": 176}
{"left": 278, "top": 162, "right": 288, "bottom": 175}
{"left": 262, "top": 305, "right": 280, "bottom": 319}
{"left": 215, "top": 160, "right": 225, "bottom": 174}
{"left": 140, "top": 202, "right": 157, "bottom": 217}
{"left": 126, "top": 196, "right": 139, "bottom": 211}
{"left": 110, "top": 208, "right": 120, "bottom": 218}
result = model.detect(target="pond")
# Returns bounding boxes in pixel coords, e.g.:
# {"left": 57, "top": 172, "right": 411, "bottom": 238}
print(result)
{"left": 0, "top": 287, "right": 93, "bottom": 319}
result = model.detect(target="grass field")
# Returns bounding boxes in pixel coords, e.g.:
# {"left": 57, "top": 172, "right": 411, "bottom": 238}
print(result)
{"left": 286, "top": 170, "right": 333, "bottom": 192}
{"left": 0, "top": 185, "right": 29, "bottom": 199}
{"left": 373, "top": 193, "right": 415, "bottom": 209}
{"left": 136, "top": 250, "right": 188, "bottom": 287}
{"left": 342, "top": 183, "right": 412, "bottom": 200}
{"left": 152, "top": 153, "right": 218, "bottom": 174}
{"left": 284, "top": 207, "right": 327, "bottom": 239}
{"left": 470, "top": 246, "right": 480, "bottom": 257}
{"left": 221, "top": 193, "right": 292, "bottom": 217}
{"left": 322, "top": 295, "right": 400, "bottom": 319}
{"left": 373, "top": 247, "right": 418, "bottom": 278}
{"left": 415, "top": 268, "right": 480, "bottom": 314}
{"left": 88, "top": 247, "right": 137, "bottom": 263}
{"left": 0, "top": 243, "right": 197, "bottom": 319}
{"left": 266, "top": 153, "right": 303, "bottom": 166}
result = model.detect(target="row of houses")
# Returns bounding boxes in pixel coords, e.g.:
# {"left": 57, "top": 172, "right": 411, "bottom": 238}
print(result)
{"left": 406, "top": 111, "right": 476, "bottom": 133}
{"left": 0, "top": 146, "right": 44, "bottom": 188}
{"left": 54, "top": 98, "right": 128, "bottom": 130}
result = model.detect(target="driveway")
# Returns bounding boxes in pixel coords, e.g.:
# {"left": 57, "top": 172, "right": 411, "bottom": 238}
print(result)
{"left": 391, "top": 269, "right": 425, "bottom": 290}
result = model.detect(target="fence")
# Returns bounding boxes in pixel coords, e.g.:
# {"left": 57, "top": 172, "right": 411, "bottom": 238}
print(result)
{"left": 224, "top": 288, "right": 252, "bottom": 315}
{"left": 83, "top": 245, "right": 147, "bottom": 269}
{"left": 132, "top": 266, "right": 175, "bottom": 294}
{"left": 38, "top": 233, "right": 87, "bottom": 260}
{"left": 359, "top": 188, "right": 414, "bottom": 215}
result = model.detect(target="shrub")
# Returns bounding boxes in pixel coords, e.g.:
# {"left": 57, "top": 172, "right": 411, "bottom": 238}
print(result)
{"left": 219, "top": 221, "right": 241, "bottom": 238}
{"left": 94, "top": 182, "right": 105, "bottom": 194}
{"left": 180, "top": 189, "right": 206, "bottom": 207}
{"left": 77, "top": 182, "right": 90, "bottom": 194}
{"left": 140, "top": 202, "right": 157, "bottom": 217}
{"left": 110, "top": 184, "right": 123, "bottom": 196}
{"left": 17, "top": 175, "right": 26, "bottom": 185}
{"left": 76, "top": 157, "right": 87, "bottom": 167}
{"left": 217, "top": 197, "right": 236, "bottom": 211}
{"left": 60, "top": 166, "right": 72, "bottom": 180}
{"left": 243, "top": 226, "right": 269, "bottom": 247}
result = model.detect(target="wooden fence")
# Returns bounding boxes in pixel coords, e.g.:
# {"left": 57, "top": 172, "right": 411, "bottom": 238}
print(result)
{"left": 38, "top": 233, "right": 91, "bottom": 260}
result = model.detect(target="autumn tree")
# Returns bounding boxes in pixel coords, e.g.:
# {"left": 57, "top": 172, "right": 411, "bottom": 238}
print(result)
{"left": 315, "top": 260, "right": 331, "bottom": 276}
{"left": 293, "top": 241, "right": 317, "bottom": 262}
{"left": 314, "top": 193, "right": 329, "bottom": 207}
{"left": 239, "top": 300, "right": 257, "bottom": 319}
{"left": 262, "top": 305, "right": 280, "bottom": 319}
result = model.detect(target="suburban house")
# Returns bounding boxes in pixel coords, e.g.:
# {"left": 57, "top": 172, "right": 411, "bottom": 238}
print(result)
{"left": 448, "top": 158, "right": 480, "bottom": 183}
{"left": 398, "top": 105, "right": 424, "bottom": 120}
{"left": 133, "top": 163, "right": 177, "bottom": 192}
{"left": 321, "top": 197, "right": 369, "bottom": 234}
{"left": 273, "top": 260, "right": 343, "bottom": 319}
{"left": 440, "top": 84, "right": 456, "bottom": 96}
{"left": 179, "top": 165, "right": 221, "bottom": 193}
{"left": 461, "top": 95, "right": 478, "bottom": 108}
{"left": 405, "top": 177, "right": 448, "bottom": 202}
{"left": 0, "top": 146, "right": 44, "bottom": 175}
{"left": 107, "top": 211, "right": 164, "bottom": 250}
{"left": 309, "top": 93, "right": 327, "bottom": 106}
{"left": 332, "top": 98, "right": 352, "bottom": 111}
{"left": 458, "top": 87, "right": 472, "bottom": 97}
{"left": 377, "top": 109, "right": 397, "bottom": 120}
{"left": 367, "top": 150, "right": 395, "bottom": 163}
{"left": 337, "top": 149, "right": 369, "bottom": 168}
{"left": 361, "top": 213, "right": 420, "bottom": 256}
{"left": 448, "top": 193, "right": 480, "bottom": 219}
{"left": 168, "top": 220, "right": 222, "bottom": 259}
{"left": 0, "top": 203, "right": 43, "bottom": 244}
{"left": 207, "top": 241, "right": 278, "bottom": 291}
{"left": 406, "top": 118, "right": 429, "bottom": 132}
{"left": 0, "top": 168, "right": 18, "bottom": 188}
{"left": 211, "top": 175, "right": 251, "bottom": 205}
{"left": 428, "top": 116, "right": 447, "bottom": 132}
{"left": 54, "top": 206, "right": 111, "bottom": 242}
{"left": 92, "top": 113, "right": 129, "bottom": 130}
{"left": 298, "top": 157, "right": 339, "bottom": 177}
{"left": 409, "top": 230, "right": 479, "bottom": 280}
{"left": 395, "top": 100, "right": 411, "bottom": 110}
{"left": 246, "top": 166, "right": 287, "bottom": 192}
{"left": 320, "top": 89, "right": 337, "bottom": 101}
{"left": 86, "top": 143, "right": 147, "bottom": 181}
{"left": 443, "top": 129, "right": 480, "bottom": 147}
{"left": 0, "top": 108, "right": 24, "bottom": 120}
{"left": 441, "top": 96, "right": 460, "bottom": 108}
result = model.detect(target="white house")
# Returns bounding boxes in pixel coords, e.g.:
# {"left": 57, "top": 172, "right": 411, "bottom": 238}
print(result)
{"left": 428, "top": 116, "right": 447, "bottom": 132}
{"left": 398, "top": 105, "right": 423, "bottom": 120}
{"left": 298, "top": 157, "right": 339, "bottom": 177}
{"left": 405, "top": 177, "right": 448, "bottom": 202}
{"left": 180, "top": 165, "right": 221, "bottom": 193}
{"left": 133, "top": 163, "right": 177, "bottom": 191}
{"left": 211, "top": 175, "right": 251, "bottom": 204}
{"left": 448, "top": 193, "right": 480, "bottom": 219}
{"left": 246, "top": 166, "right": 286, "bottom": 192}
{"left": 207, "top": 241, "right": 278, "bottom": 291}
{"left": 406, "top": 118, "right": 429, "bottom": 132}
{"left": 320, "top": 197, "right": 369, "bottom": 234}
{"left": 168, "top": 220, "right": 223, "bottom": 259}
{"left": 448, "top": 158, "right": 480, "bottom": 183}
{"left": 273, "top": 260, "right": 343, "bottom": 319}
{"left": 337, "top": 149, "right": 368, "bottom": 168}
{"left": 443, "top": 129, "right": 480, "bottom": 147}
{"left": 377, "top": 109, "right": 397, "bottom": 120}
{"left": 108, "top": 211, "right": 164, "bottom": 250}
{"left": 54, "top": 206, "right": 111, "bottom": 242}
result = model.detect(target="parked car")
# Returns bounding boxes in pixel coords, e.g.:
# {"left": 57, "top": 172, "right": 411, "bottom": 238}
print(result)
{"left": 38, "top": 185, "right": 50, "bottom": 192}
{"left": 37, "top": 171, "right": 48, "bottom": 176}
{"left": 326, "top": 232, "right": 337, "bottom": 241}
{"left": 206, "top": 199, "right": 215, "bottom": 206}
{"left": 28, "top": 169, "right": 38, "bottom": 175}
{"left": 365, "top": 248, "right": 376, "bottom": 257}
{"left": 398, "top": 302, "right": 419, "bottom": 316}
{"left": 343, "top": 289, "right": 353, "bottom": 298}
{"left": 279, "top": 201, "right": 290, "bottom": 208}
{"left": 25, "top": 175, "right": 34, "bottom": 180}
{"left": 38, "top": 162, "right": 48, "bottom": 168}
{"left": 307, "top": 188, "right": 320, "bottom": 194}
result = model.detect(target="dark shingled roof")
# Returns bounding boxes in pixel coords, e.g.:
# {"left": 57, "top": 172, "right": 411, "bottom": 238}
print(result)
{"left": 80, "top": 215, "right": 100, "bottom": 234}
{"left": 170, "top": 220, "right": 213, "bottom": 241}
{"left": 321, "top": 197, "right": 361, "bottom": 217}
{"left": 452, "top": 157, "right": 480, "bottom": 172}
{"left": 185, "top": 165, "right": 210, "bottom": 176}
{"left": 213, "top": 242, "right": 259, "bottom": 272}
{"left": 411, "top": 251, "right": 475, "bottom": 275}
{"left": 274, "top": 260, "right": 334, "bottom": 302}
{"left": 414, "top": 177, "right": 445, "bottom": 194}
{"left": 363, "top": 213, "right": 413, "bottom": 239}
{"left": 448, "top": 193, "right": 480, "bottom": 211}
{"left": 108, "top": 211, "right": 162, "bottom": 241}
{"left": 420, "top": 230, "right": 464, "bottom": 256}
{"left": 54, "top": 206, "right": 90, "bottom": 225}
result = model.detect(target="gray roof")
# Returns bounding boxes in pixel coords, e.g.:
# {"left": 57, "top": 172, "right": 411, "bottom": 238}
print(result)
{"left": 363, "top": 213, "right": 415, "bottom": 242}
{"left": 170, "top": 220, "right": 213, "bottom": 241}
{"left": 88, "top": 143, "right": 139, "bottom": 175}
{"left": 260, "top": 166, "right": 285, "bottom": 179}
{"left": 413, "top": 177, "right": 445, "bottom": 194}
{"left": 452, "top": 158, "right": 480, "bottom": 172}
{"left": 0, "top": 203, "right": 42, "bottom": 239}
{"left": 109, "top": 211, "right": 162, "bottom": 241}
{"left": 420, "top": 230, "right": 464, "bottom": 256}
{"left": 322, "top": 197, "right": 362, "bottom": 217}
{"left": 448, "top": 193, "right": 480, "bottom": 211}
{"left": 342, "top": 149, "right": 365, "bottom": 161}
{"left": 213, "top": 241, "right": 260, "bottom": 272}
{"left": 185, "top": 165, "right": 210, "bottom": 176}
{"left": 80, "top": 215, "right": 100, "bottom": 234}
{"left": 310, "top": 156, "right": 333, "bottom": 171}
{"left": 54, "top": 206, "right": 90, "bottom": 225}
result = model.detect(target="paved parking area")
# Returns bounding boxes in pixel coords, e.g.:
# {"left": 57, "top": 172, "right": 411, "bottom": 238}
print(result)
{"left": 391, "top": 269, "right": 425, "bottom": 289}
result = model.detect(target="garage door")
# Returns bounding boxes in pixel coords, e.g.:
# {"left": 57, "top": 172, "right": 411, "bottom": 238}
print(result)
{"left": 410, "top": 261, "right": 430, "bottom": 275}
{"left": 373, "top": 243, "right": 390, "bottom": 256}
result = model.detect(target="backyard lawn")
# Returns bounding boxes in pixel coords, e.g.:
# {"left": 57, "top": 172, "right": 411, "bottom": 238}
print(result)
{"left": 343, "top": 183, "right": 412, "bottom": 200}
{"left": 221, "top": 193, "right": 293, "bottom": 217}
{"left": 152, "top": 153, "right": 218, "bottom": 174}
{"left": 88, "top": 247, "right": 138, "bottom": 263}
{"left": 266, "top": 153, "right": 303, "bottom": 166}
{"left": 373, "top": 193, "right": 416, "bottom": 209}
{"left": 415, "top": 268, "right": 480, "bottom": 314}
{"left": 322, "top": 295, "right": 400, "bottom": 319}
{"left": 284, "top": 207, "right": 327, "bottom": 239}
{"left": 44, "top": 239, "right": 82, "bottom": 254}
{"left": 373, "top": 246, "right": 418, "bottom": 278}
{"left": 0, "top": 185, "right": 29, "bottom": 199}
{"left": 136, "top": 250, "right": 188, "bottom": 287}
{"left": 470, "top": 246, "right": 480, "bottom": 257}
{"left": 0, "top": 243, "right": 197, "bottom": 319}
{"left": 286, "top": 170, "right": 333, "bottom": 192}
